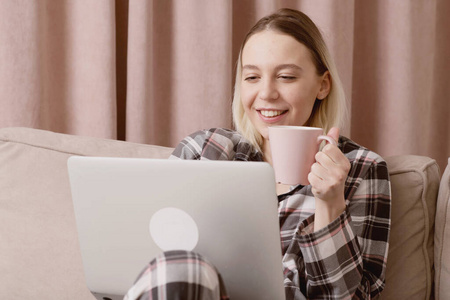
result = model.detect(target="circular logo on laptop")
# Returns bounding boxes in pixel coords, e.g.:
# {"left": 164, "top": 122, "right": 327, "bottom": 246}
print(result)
{"left": 149, "top": 207, "right": 199, "bottom": 251}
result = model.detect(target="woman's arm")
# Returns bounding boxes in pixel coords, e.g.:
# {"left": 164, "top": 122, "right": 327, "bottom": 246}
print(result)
{"left": 308, "top": 128, "right": 350, "bottom": 231}
{"left": 170, "top": 128, "right": 261, "bottom": 161}
{"left": 297, "top": 150, "right": 391, "bottom": 299}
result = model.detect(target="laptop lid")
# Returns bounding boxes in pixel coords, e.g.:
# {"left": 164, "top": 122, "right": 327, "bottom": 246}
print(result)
{"left": 68, "top": 156, "right": 285, "bottom": 300}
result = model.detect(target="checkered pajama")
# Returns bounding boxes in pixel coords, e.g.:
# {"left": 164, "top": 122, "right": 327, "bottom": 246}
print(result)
{"left": 151, "top": 128, "right": 391, "bottom": 299}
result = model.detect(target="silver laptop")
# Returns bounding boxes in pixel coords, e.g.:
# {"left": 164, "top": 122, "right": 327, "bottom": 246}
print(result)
{"left": 68, "top": 156, "right": 285, "bottom": 300}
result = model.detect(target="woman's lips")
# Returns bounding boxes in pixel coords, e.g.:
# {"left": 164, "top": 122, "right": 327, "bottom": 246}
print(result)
{"left": 257, "top": 109, "right": 288, "bottom": 123}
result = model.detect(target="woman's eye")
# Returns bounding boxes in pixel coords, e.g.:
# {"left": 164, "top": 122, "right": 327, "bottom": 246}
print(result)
{"left": 244, "top": 76, "right": 259, "bottom": 82}
{"left": 279, "top": 75, "right": 296, "bottom": 80}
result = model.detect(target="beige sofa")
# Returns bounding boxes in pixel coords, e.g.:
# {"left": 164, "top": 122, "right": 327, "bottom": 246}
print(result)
{"left": 0, "top": 127, "right": 448, "bottom": 300}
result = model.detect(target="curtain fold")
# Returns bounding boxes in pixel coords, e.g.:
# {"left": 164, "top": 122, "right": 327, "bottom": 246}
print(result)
{"left": 351, "top": 0, "right": 449, "bottom": 171}
{"left": 0, "top": 0, "right": 117, "bottom": 138}
{"left": 0, "top": 0, "right": 448, "bottom": 171}
{"left": 126, "top": 0, "right": 233, "bottom": 146}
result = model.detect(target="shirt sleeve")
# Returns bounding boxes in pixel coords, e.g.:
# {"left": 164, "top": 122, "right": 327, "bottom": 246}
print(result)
{"left": 293, "top": 150, "right": 391, "bottom": 299}
{"left": 169, "top": 128, "right": 262, "bottom": 161}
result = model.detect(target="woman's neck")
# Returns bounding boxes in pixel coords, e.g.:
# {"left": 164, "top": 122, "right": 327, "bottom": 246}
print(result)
{"left": 262, "top": 139, "right": 273, "bottom": 165}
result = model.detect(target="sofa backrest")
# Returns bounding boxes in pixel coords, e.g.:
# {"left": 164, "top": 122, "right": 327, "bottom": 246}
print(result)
{"left": 0, "top": 127, "right": 174, "bottom": 300}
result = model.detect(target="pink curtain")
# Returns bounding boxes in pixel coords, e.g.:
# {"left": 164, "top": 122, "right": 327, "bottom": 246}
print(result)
{"left": 0, "top": 0, "right": 117, "bottom": 138}
{"left": 0, "top": 0, "right": 448, "bottom": 171}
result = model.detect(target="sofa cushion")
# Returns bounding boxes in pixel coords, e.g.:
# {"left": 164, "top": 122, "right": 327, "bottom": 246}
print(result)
{"left": 0, "top": 127, "right": 174, "bottom": 299}
{"left": 381, "top": 155, "right": 440, "bottom": 300}
{"left": 435, "top": 158, "right": 450, "bottom": 300}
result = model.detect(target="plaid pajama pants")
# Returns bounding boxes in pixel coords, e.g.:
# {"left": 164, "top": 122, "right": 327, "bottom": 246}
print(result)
{"left": 124, "top": 250, "right": 229, "bottom": 300}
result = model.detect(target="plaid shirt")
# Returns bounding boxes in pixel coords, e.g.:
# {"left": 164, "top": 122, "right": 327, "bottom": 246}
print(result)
{"left": 167, "top": 128, "right": 391, "bottom": 299}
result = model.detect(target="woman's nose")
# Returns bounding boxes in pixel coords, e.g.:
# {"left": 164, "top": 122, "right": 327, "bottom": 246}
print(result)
{"left": 259, "top": 79, "right": 279, "bottom": 101}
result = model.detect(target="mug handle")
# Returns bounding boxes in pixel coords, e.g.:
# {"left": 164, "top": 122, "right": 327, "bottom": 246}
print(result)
{"left": 317, "top": 135, "right": 337, "bottom": 146}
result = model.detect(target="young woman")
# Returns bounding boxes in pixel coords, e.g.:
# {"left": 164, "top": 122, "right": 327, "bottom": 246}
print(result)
{"left": 125, "top": 8, "right": 391, "bottom": 300}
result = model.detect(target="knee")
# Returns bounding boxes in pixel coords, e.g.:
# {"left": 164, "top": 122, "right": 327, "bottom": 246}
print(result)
{"left": 125, "top": 250, "right": 224, "bottom": 300}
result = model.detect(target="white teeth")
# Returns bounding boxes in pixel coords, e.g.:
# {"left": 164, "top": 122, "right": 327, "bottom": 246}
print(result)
{"left": 260, "top": 110, "right": 284, "bottom": 117}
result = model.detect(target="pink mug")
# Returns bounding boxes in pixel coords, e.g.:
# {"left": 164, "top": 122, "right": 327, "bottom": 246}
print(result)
{"left": 268, "top": 126, "right": 336, "bottom": 185}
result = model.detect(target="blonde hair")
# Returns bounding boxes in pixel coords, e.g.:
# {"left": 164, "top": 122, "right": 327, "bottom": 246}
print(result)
{"left": 232, "top": 8, "right": 347, "bottom": 151}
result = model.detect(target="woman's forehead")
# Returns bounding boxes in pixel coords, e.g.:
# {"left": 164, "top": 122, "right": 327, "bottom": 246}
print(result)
{"left": 242, "top": 30, "right": 315, "bottom": 69}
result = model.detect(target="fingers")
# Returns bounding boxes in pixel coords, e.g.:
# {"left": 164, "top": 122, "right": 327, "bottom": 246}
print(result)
{"left": 308, "top": 140, "right": 351, "bottom": 201}
{"left": 321, "top": 145, "right": 351, "bottom": 178}
{"left": 308, "top": 159, "right": 346, "bottom": 191}
{"left": 310, "top": 160, "right": 326, "bottom": 180}
{"left": 317, "top": 144, "right": 347, "bottom": 166}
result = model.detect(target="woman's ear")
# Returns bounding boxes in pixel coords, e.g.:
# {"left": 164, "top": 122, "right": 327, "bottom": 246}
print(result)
{"left": 317, "top": 71, "right": 331, "bottom": 100}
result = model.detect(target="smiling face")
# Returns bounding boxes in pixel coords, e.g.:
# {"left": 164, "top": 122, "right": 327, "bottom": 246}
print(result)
{"left": 240, "top": 30, "right": 330, "bottom": 148}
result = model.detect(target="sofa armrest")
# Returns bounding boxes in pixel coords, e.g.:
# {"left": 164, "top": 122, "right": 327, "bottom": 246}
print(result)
{"left": 435, "top": 158, "right": 450, "bottom": 300}
{"left": 381, "top": 155, "right": 440, "bottom": 300}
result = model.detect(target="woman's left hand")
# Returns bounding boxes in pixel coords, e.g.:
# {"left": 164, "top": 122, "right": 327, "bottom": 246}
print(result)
{"left": 307, "top": 127, "right": 351, "bottom": 230}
